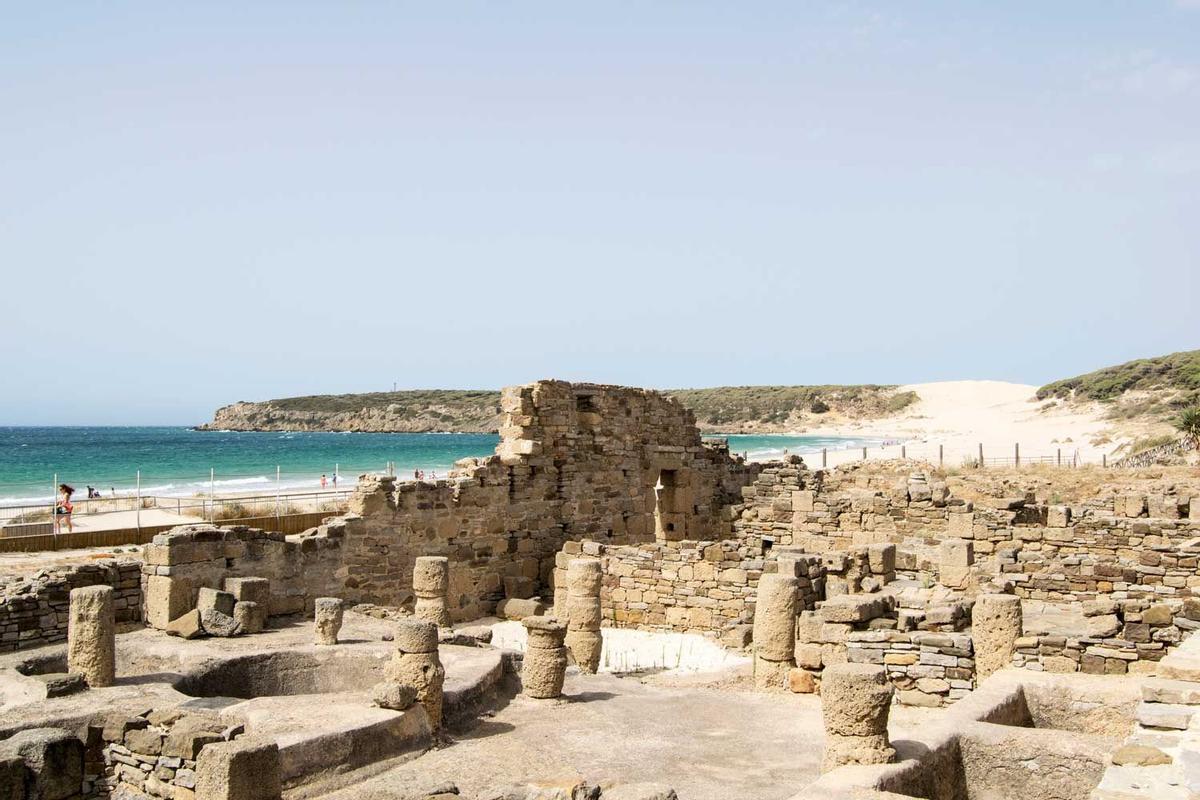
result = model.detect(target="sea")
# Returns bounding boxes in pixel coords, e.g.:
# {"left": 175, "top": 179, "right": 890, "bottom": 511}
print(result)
{"left": 0, "top": 427, "right": 876, "bottom": 505}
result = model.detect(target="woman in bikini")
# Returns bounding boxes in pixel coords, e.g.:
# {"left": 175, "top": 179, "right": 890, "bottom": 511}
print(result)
{"left": 55, "top": 484, "right": 75, "bottom": 534}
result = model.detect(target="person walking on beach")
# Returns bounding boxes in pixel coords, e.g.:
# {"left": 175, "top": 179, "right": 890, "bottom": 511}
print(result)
{"left": 320, "top": 474, "right": 327, "bottom": 489}
{"left": 54, "top": 484, "right": 75, "bottom": 534}
{"left": 331, "top": 473, "right": 338, "bottom": 488}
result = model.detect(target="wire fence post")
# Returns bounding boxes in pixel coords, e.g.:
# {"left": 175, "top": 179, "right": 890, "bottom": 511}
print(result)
{"left": 1102, "top": 453, "right": 1107, "bottom": 468}
{"left": 136, "top": 470, "right": 141, "bottom": 536}
{"left": 861, "top": 447, "right": 867, "bottom": 461}
{"left": 209, "top": 468, "right": 215, "bottom": 522}
{"left": 275, "top": 465, "right": 281, "bottom": 524}
{"left": 822, "top": 448, "right": 827, "bottom": 467}
{"left": 939, "top": 444, "right": 944, "bottom": 468}
{"left": 1015, "top": 442, "right": 1020, "bottom": 469}
{"left": 978, "top": 443, "right": 984, "bottom": 467}
{"left": 901, "top": 445, "right": 906, "bottom": 459}
{"left": 52, "top": 473, "right": 57, "bottom": 540}
{"left": 1057, "top": 448, "right": 1061, "bottom": 467}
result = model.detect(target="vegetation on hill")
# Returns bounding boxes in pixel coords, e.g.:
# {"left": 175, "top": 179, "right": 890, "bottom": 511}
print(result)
{"left": 203, "top": 385, "right": 919, "bottom": 433}
{"left": 665, "top": 386, "right": 917, "bottom": 430}
{"left": 1036, "top": 349, "right": 1200, "bottom": 421}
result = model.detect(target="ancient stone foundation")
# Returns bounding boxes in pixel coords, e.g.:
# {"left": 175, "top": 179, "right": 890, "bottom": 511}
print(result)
{"left": 412, "top": 556, "right": 452, "bottom": 628}
{"left": 972, "top": 593, "right": 1023, "bottom": 681}
{"left": 313, "top": 597, "right": 343, "bottom": 645}
{"left": 67, "top": 585, "right": 116, "bottom": 688}
{"left": 821, "top": 663, "right": 896, "bottom": 773}
{"left": 564, "top": 558, "right": 603, "bottom": 673}
{"left": 753, "top": 574, "right": 798, "bottom": 690}
{"left": 195, "top": 736, "right": 282, "bottom": 800}
{"left": 522, "top": 616, "right": 568, "bottom": 699}
{"left": 385, "top": 619, "right": 445, "bottom": 730}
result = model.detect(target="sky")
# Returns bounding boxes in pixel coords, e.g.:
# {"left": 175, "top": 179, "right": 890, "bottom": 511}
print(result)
{"left": 1, "top": 2, "right": 1197, "bottom": 425}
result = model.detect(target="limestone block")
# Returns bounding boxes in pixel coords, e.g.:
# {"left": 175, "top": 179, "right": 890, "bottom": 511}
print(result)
{"left": 564, "top": 630, "right": 602, "bottom": 673}
{"left": 752, "top": 574, "right": 798, "bottom": 663}
{"left": 223, "top": 577, "right": 270, "bottom": 606}
{"left": 145, "top": 575, "right": 192, "bottom": 630}
{"left": 197, "top": 588, "right": 236, "bottom": 617}
{"left": 787, "top": 668, "right": 816, "bottom": 693}
{"left": 195, "top": 737, "right": 281, "bottom": 800}
{"left": 940, "top": 538, "right": 974, "bottom": 567}
{"left": 233, "top": 601, "right": 266, "bottom": 634}
{"left": 0, "top": 728, "right": 84, "bottom": 800}
{"left": 566, "top": 558, "right": 602, "bottom": 595}
{"left": 522, "top": 616, "right": 568, "bottom": 699}
{"left": 413, "top": 557, "right": 452, "bottom": 628}
{"left": 498, "top": 598, "right": 547, "bottom": 621}
{"left": 1085, "top": 614, "right": 1120, "bottom": 638}
{"left": 972, "top": 594, "right": 1022, "bottom": 681}
{"left": 67, "top": 585, "right": 115, "bottom": 688}
{"left": 1047, "top": 505, "right": 1071, "bottom": 528}
{"left": 566, "top": 596, "right": 602, "bottom": 631}
{"left": 313, "top": 597, "right": 343, "bottom": 645}
{"left": 867, "top": 544, "right": 896, "bottom": 576}
{"left": 820, "top": 596, "right": 886, "bottom": 624}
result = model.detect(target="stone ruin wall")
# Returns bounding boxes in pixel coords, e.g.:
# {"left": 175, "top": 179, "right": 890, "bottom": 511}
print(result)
{"left": 337, "top": 380, "right": 756, "bottom": 621}
{"left": 0, "top": 561, "right": 141, "bottom": 653}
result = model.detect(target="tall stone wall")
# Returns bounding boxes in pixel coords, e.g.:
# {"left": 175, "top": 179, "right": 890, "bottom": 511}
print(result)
{"left": 0, "top": 561, "right": 141, "bottom": 653}
{"left": 340, "top": 381, "right": 756, "bottom": 620}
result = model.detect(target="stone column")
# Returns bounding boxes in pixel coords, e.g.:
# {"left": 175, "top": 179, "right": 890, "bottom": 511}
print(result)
{"left": 522, "top": 616, "right": 568, "bottom": 699}
{"left": 821, "top": 663, "right": 895, "bottom": 772}
{"left": 384, "top": 620, "right": 445, "bottom": 731}
{"left": 412, "top": 556, "right": 452, "bottom": 628}
{"left": 67, "top": 585, "right": 115, "bottom": 688}
{"left": 313, "top": 598, "right": 343, "bottom": 646}
{"left": 564, "top": 558, "right": 602, "bottom": 673}
{"left": 972, "top": 593, "right": 1023, "bottom": 681}
{"left": 752, "top": 574, "right": 798, "bottom": 690}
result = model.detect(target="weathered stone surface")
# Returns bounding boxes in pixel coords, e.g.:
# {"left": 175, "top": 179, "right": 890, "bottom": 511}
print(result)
{"left": 601, "top": 784, "right": 678, "bottom": 800}
{"left": 224, "top": 577, "right": 270, "bottom": 605}
{"left": 196, "top": 587, "right": 236, "bottom": 617}
{"left": 753, "top": 574, "right": 798, "bottom": 664}
{"left": 394, "top": 619, "right": 439, "bottom": 653}
{"left": 371, "top": 681, "right": 417, "bottom": 711}
{"left": 313, "top": 597, "right": 343, "bottom": 645}
{"left": 165, "top": 608, "right": 204, "bottom": 640}
{"left": 1111, "top": 744, "right": 1172, "bottom": 766}
{"left": 384, "top": 639, "right": 445, "bottom": 729}
{"left": 0, "top": 728, "right": 85, "bottom": 800}
{"left": 233, "top": 600, "right": 266, "bottom": 634}
{"left": 972, "top": 594, "right": 1022, "bottom": 682}
{"left": 522, "top": 616, "right": 568, "bottom": 699}
{"left": 565, "top": 558, "right": 603, "bottom": 673}
{"left": 199, "top": 608, "right": 241, "bottom": 638}
{"left": 820, "top": 663, "right": 894, "bottom": 772}
{"left": 67, "top": 584, "right": 115, "bottom": 688}
{"left": 413, "top": 557, "right": 452, "bottom": 628}
{"left": 195, "top": 737, "right": 281, "bottom": 800}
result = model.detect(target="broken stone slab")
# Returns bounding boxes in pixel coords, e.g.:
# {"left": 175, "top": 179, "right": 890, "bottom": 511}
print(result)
{"left": 371, "top": 681, "right": 417, "bottom": 711}
{"left": 0, "top": 727, "right": 85, "bottom": 800}
{"left": 497, "top": 597, "right": 546, "bottom": 621}
{"left": 1136, "top": 701, "right": 1197, "bottom": 730}
{"left": 41, "top": 672, "right": 87, "bottom": 698}
{"left": 166, "top": 609, "right": 204, "bottom": 639}
{"left": 818, "top": 595, "right": 889, "bottom": 624}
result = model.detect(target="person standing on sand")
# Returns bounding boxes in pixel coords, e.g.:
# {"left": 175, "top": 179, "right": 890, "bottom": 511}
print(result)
{"left": 320, "top": 474, "right": 327, "bottom": 489}
{"left": 54, "top": 484, "right": 74, "bottom": 534}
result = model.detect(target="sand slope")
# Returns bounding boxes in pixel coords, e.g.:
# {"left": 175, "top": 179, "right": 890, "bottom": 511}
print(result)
{"left": 800, "top": 380, "right": 1127, "bottom": 468}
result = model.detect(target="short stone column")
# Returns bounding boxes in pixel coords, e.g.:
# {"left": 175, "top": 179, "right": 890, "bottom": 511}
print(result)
{"left": 821, "top": 663, "right": 895, "bottom": 772}
{"left": 522, "top": 616, "right": 568, "bottom": 699}
{"left": 752, "top": 574, "right": 798, "bottom": 690}
{"left": 67, "top": 585, "right": 115, "bottom": 688}
{"left": 412, "top": 556, "right": 452, "bottom": 628}
{"left": 972, "top": 594, "right": 1023, "bottom": 681}
{"left": 313, "top": 598, "right": 343, "bottom": 646}
{"left": 384, "top": 619, "right": 446, "bottom": 730}
{"left": 564, "top": 558, "right": 603, "bottom": 673}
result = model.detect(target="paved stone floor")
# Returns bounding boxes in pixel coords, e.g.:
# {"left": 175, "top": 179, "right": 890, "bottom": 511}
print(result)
{"left": 318, "top": 668, "right": 942, "bottom": 800}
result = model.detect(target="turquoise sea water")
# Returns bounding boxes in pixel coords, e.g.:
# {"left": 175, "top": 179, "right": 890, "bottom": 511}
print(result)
{"left": 0, "top": 427, "right": 876, "bottom": 504}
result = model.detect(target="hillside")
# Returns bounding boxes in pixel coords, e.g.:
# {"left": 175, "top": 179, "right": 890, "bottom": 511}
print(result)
{"left": 198, "top": 385, "right": 916, "bottom": 434}
{"left": 1036, "top": 349, "right": 1200, "bottom": 422}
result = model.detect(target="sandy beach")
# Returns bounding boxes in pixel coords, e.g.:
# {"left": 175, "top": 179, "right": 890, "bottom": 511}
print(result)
{"left": 782, "top": 380, "right": 1151, "bottom": 470}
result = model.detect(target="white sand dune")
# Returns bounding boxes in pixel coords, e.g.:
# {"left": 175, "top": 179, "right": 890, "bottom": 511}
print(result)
{"left": 798, "top": 380, "right": 1126, "bottom": 469}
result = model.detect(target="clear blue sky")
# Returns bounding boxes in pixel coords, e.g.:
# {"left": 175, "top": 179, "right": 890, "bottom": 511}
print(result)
{"left": 2, "top": 2, "right": 1197, "bottom": 425}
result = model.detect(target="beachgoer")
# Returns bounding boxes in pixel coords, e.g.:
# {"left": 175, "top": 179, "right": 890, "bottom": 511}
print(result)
{"left": 55, "top": 484, "right": 75, "bottom": 534}
{"left": 332, "top": 474, "right": 338, "bottom": 487}
{"left": 414, "top": 469, "right": 419, "bottom": 480}
{"left": 320, "top": 474, "right": 327, "bottom": 489}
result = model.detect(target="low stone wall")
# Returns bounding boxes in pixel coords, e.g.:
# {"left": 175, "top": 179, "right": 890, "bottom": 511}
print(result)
{"left": 141, "top": 522, "right": 346, "bottom": 629}
{"left": 845, "top": 630, "right": 975, "bottom": 706}
{"left": 0, "top": 560, "right": 141, "bottom": 653}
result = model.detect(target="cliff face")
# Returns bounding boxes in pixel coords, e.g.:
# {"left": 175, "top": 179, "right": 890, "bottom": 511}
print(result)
{"left": 198, "top": 398, "right": 503, "bottom": 433}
